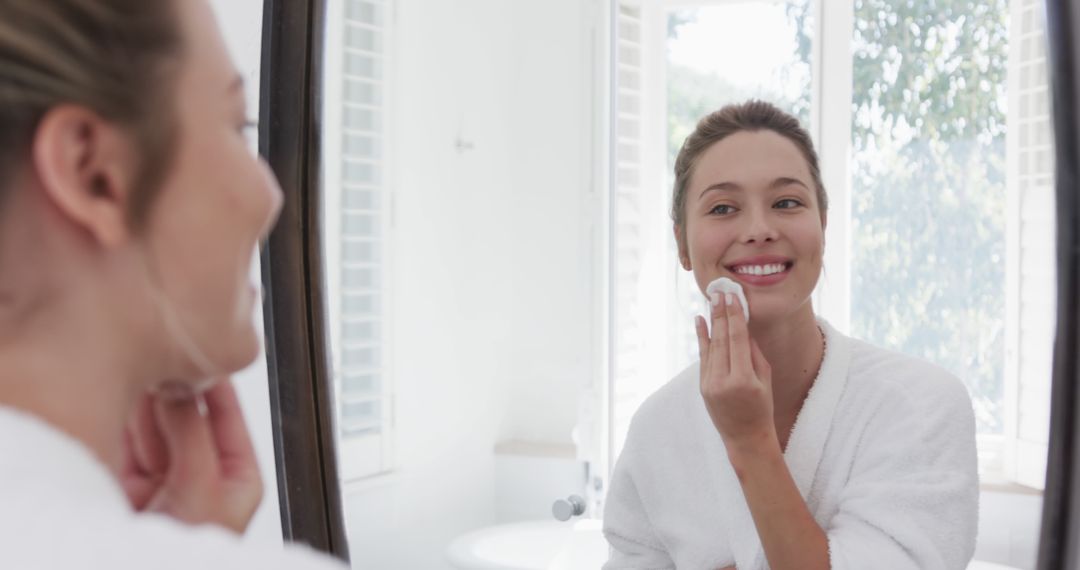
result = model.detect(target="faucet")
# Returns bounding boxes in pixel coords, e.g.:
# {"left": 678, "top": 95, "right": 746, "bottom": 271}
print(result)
{"left": 552, "top": 495, "right": 587, "bottom": 522}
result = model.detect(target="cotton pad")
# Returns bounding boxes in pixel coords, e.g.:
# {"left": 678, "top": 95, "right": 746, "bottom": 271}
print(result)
{"left": 705, "top": 277, "right": 749, "bottom": 322}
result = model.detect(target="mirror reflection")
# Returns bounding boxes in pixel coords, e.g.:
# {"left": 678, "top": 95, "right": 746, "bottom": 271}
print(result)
{"left": 318, "top": 1, "right": 1055, "bottom": 569}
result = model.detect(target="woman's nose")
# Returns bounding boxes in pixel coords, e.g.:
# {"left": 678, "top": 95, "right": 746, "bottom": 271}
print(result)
{"left": 740, "top": 207, "right": 778, "bottom": 244}
{"left": 257, "top": 158, "right": 285, "bottom": 237}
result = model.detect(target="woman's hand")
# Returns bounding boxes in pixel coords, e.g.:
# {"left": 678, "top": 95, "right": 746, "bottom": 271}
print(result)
{"left": 695, "top": 292, "right": 776, "bottom": 450}
{"left": 696, "top": 296, "right": 831, "bottom": 570}
{"left": 119, "top": 378, "right": 264, "bottom": 534}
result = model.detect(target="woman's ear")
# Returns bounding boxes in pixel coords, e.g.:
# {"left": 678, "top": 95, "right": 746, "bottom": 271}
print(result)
{"left": 674, "top": 224, "right": 691, "bottom": 270}
{"left": 31, "top": 105, "right": 136, "bottom": 247}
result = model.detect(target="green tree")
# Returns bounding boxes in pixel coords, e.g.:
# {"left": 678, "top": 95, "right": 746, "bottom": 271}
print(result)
{"left": 666, "top": 2, "right": 813, "bottom": 169}
{"left": 850, "top": 0, "right": 1009, "bottom": 433}
{"left": 668, "top": 8, "right": 695, "bottom": 40}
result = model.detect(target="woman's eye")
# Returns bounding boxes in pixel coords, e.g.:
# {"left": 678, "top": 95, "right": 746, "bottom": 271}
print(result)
{"left": 238, "top": 118, "right": 258, "bottom": 134}
{"left": 709, "top": 204, "right": 735, "bottom": 215}
{"left": 774, "top": 198, "right": 802, "bottom": 209}
{"left": 237, "top": 118, "right": 259, "bottom": 149}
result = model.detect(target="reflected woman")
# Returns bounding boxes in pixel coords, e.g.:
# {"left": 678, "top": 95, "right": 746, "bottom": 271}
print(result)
{"left": 0, "top": 0, "right": 341, "bottom": 567}
{"left": 603, "top": 101, "right": 979, "bottom": 570}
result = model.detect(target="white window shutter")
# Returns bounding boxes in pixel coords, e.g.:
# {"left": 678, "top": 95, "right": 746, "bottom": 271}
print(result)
{"left": 1004, "top": 0, "right": 1054, "bottom": 490}
{"left": 333, "top": 0, "right": 394, "bottom": 481}
{"left": 611, "top": 0, "right": 647, "bottom": 458}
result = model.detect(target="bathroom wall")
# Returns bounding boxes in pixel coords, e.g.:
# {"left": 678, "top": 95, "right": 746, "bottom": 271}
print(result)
{"left": 489, "top": 0, "right": 600, "bottom": 448}
{"left": 494, "top": 447, "right": 588, "bottom": 523}
{"left": 976, "top": 490, "right": 1042, "bottom": 569}
{"left": 341, "top": 0, "right": 599, "bottom": 568}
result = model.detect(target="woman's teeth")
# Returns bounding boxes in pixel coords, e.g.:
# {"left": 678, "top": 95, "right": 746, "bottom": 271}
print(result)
{"left": 734, "top": 263, "right": 787, "bottom": 276}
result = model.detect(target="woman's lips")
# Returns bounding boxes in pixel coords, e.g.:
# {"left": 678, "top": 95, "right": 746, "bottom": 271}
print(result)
{"left": 727, "top": 262, "right": 794, "bottom": 287}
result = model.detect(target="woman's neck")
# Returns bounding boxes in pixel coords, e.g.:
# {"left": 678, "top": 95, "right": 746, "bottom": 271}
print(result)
{"left": 0, "top": 259, "right": 157, "bottom": 477}
{"left": 748, "top": 305, "right": 824, "bottom": 422}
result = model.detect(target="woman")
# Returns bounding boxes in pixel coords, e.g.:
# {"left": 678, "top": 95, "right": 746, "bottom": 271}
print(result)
{"left": 0, "top": 0, "right": 342, "bottom": 567}
{"left": 603, "top": 101, "right": 979, "bottom": 570}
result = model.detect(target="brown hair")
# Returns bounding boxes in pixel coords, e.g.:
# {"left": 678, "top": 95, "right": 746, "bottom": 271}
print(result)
{"left": 671, "top": 100, "right": 828, "bottom": 235}
{"left": 0, "top": 0, "right": 182, "bottom": 228}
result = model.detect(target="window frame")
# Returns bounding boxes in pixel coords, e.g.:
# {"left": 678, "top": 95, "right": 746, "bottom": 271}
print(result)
{"left": 1035, "top": 2, "right": 1080, "bottom": 566}
{"left": 259, "top": 0, "right": 351, "bottom": 559}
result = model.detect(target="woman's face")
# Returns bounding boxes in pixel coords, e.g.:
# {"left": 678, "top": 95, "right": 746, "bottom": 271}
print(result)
{"left": 141, "top": 0, "right": 282, "bottom": 378}
{"left": 679, "top": 130, "right": 825, "bottom": 325}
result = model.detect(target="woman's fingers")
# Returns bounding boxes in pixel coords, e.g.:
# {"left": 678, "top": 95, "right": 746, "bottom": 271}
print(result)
{"left": 697, "top": 289, "right": 778, "bottom": 444}
{"left": 124, "top": 378, "right": 263, "bottom": 535}
{"left": 695, "top": 315, "right": 709, "bottom": 362}
{"left": 201, "top": 379, "right": 264, "bottom": 531}
{"left": 153, "top": 393, "right": 217, "bottom": 490}
{"left": 202, "top": 379, "right": 261, "bottom": 484}
{"left": 696, "top": 315, "right": 711, "bottom": 393}
{"left": 709, "top": 294, "right": 731, "bottom": 374}
{"left": 726, "top": 294, "right": 755, "bottom": 376}
{"left": 128, "top": 393, "right": 169, "bottom": 475}
{"left": 119, "top": 427, "right": 159, "bottom": 510}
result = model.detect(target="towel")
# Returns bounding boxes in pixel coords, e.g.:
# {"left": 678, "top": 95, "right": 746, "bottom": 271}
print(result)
{"left": 603, "top": 319, "right": 979, "bottom": 570}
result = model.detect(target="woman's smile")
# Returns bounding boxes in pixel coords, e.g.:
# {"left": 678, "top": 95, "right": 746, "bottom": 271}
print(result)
{"left": 724, "top": 254, "right": 795, "bottom": 287}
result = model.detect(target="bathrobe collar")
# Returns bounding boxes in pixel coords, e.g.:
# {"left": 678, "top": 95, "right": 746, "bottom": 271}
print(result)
{"left": 784, "top": 319, "right": 853, "bottom": 498}
{"left": 0, "top": 405, "right": 131, "bottom": 516}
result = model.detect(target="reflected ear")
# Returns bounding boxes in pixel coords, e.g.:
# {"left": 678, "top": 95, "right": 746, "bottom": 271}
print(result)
{"left": 31, "top": 105, "right": 136, "bottom": 247}
{"left": 674, "top": 224, "right": 691, "bottom": 270}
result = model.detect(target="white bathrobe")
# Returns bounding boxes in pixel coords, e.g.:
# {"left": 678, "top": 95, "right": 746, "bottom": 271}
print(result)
{"left": 603, "top": 320, "right": 979, "bottom": 570}
{"left": 0, "top": 406, "right": 346, "bottom": 570}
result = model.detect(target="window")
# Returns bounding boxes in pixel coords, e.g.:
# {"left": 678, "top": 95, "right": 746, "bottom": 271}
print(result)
{"left": 323, "top": 0, "right": 394, "bottom": 481}
{"left": 847, "top": 0, "right": 1052, "bottom": 485}
{"left": 849, "top": 0, "right": 1010, "bottom": 456}
{"left": 611, "top": 0, "right": 649, "bottom": 460}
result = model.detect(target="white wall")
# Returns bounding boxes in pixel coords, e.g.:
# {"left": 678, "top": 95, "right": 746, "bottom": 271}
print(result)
{"left": 976, "top": 490, "right": 1042, "bottom": 570}
{"left": 493, "top": 0, "right": 597, "bottom": 447}
{"left": 208, "top": 0, "right": 284, "bottom": 547}
{"left": 341, "top": 0, "right": 598, "bottom": 568}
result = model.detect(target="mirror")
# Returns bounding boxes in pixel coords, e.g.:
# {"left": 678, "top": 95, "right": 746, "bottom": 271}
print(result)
{"left": 312, "top": 0, "right": 1055, "bottom": 568}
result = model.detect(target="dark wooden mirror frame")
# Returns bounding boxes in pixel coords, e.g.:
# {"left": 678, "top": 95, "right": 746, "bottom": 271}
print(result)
{"left": 258, "top": 0, "right": 349, "bottom": 561}
{"left": 1039, "top": 1, "right": 1080, "bottom": 568}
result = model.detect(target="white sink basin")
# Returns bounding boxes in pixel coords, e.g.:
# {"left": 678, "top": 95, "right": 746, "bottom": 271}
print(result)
{"left": 445, "top": 519, "right": 606, "bottom": 570}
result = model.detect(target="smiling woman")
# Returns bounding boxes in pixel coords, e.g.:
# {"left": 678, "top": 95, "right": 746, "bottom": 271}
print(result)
{"left": 602, "top": 100, "right": 980, "bottom": 570}
{"left": 0, "top": 0, "right": 344, "bottom": 567}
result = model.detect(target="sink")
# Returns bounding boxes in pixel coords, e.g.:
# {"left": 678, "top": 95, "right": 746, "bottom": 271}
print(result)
{"left": 445, "top": 519, "right": 606, "bottom": 570}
